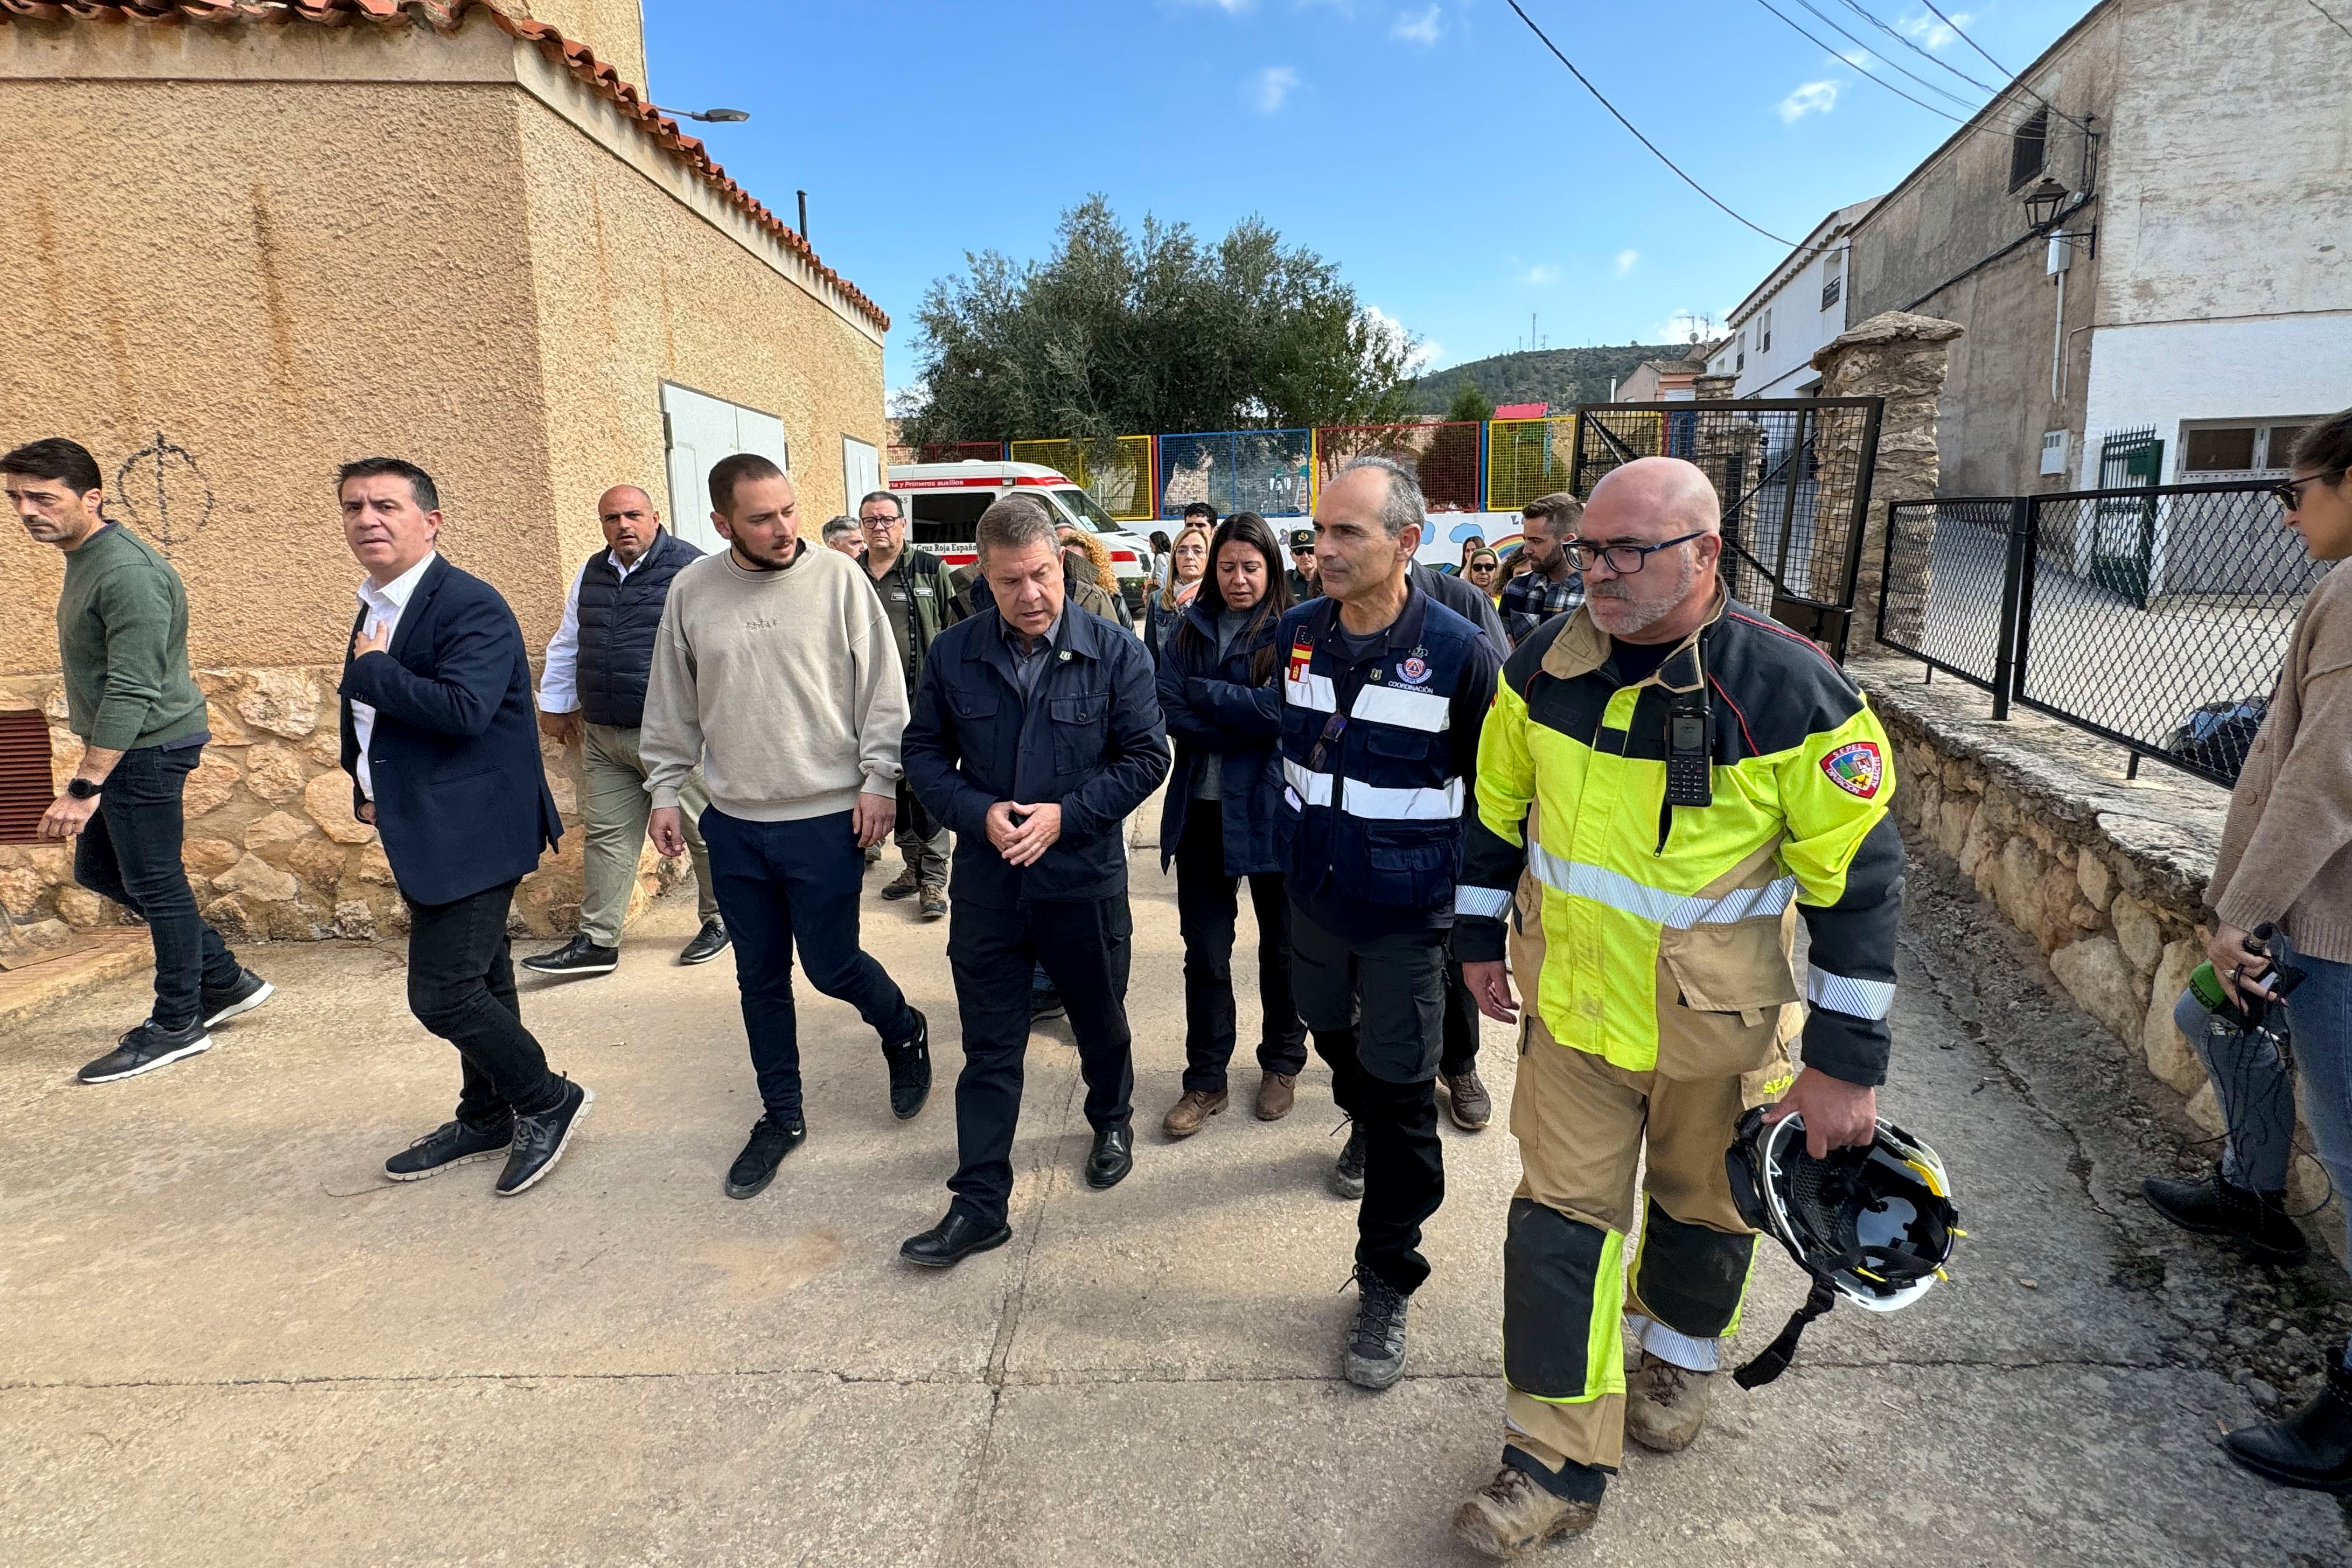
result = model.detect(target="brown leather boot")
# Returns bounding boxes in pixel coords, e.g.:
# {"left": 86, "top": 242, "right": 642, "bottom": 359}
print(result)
{"left": 1255, "top": 1071, "right": 1298, "bottom": 1120}
{"left": 1624, "top": 1350, "right": 1715, "bottom": 1452}
{"left": 1161, "top": 1088, "right": 1228, "bottom": 1139}
{"left": 1451, "top": 1466, "right": 1600, "bottom": 1558}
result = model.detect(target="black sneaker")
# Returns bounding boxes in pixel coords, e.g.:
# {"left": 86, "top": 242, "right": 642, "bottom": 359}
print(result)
{"left": 384, "top": 1115, "right": 514, "bottom": 1181}
{"left": 521, "top": 935, "right": 619, "bottom": 977}
{"left": 77, "top": 1019, "right": 211, "bottom": 1084}
{"left": 1330, "top": 1121, "right": 1367, "bottom": 1200}
{"left": 1346, "top": 1268, "right": 1411, "bottom": 1389}
{"left": 1031, "top": 985, "right": 1066, "bottom": 1022}
{"left": 494, "top": 1078, "right": 593, "bottom": 1196}
{"left": 678, "top": 919, "right": 731, "bottom": 966}
{"left": 726, "top": 1115, "right": 807, "bottom": 1199}
{"left": 201, "top": 968, "right": 275, "bottom": 1028}
{"left": 884, "top": 1011, "right": 931, "bottom": 1120}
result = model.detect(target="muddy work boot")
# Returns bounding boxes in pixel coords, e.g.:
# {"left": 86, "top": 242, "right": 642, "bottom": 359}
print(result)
{"left": 2142, "top": 1163, "right": 2308, "bottom": 1263}
{"left": 1624, "top": 1350, "right": 1715, "bottom": 1453}
{"left": 1255, "top": 1071, "right": 1297, "bottom": 1120}
{"left": 1451, "top": 1459, "right": 1601, "bottom": 1559}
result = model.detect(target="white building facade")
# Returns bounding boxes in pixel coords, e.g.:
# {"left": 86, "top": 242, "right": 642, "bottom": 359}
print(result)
{"left": 1707, "top": 200, "right": 1879, "bottom": 399}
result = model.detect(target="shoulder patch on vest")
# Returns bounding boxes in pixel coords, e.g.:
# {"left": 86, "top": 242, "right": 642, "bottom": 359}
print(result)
{"left": 1821, "top": 741, "right": 1883, "bottom": 798}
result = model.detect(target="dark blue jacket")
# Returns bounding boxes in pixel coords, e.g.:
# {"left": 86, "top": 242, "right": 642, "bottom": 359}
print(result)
{"left": 339, "top": 557, "right": 562, "bottom": 907}
{"left": 1155, "top": 603, "right": 1286, "bottom": 878}
{"left": 903, "top": 602, "right": 1170, "bottom": 909}
{"left": 576, "top": 528, "right": 701, "bottom": 728}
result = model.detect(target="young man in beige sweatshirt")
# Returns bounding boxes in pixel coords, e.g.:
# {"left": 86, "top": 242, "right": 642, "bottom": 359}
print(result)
{"left": 641, "top": 455, "right": 931, "bottom": 1203}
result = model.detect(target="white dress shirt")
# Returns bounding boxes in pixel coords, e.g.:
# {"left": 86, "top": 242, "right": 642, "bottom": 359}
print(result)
{"left": 536, "top": 549, "right": 648, "bottom": 715}
{"left": 351, "top": 551, "right": 438, "bottom": 802}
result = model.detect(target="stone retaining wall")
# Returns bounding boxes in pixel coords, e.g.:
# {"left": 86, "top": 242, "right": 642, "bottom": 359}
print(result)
{"left": 1855, "top": 659, "right": 2335, "bottom": 1242}
{"left": 0, "top": 665, "right": 680, "bottom": 944}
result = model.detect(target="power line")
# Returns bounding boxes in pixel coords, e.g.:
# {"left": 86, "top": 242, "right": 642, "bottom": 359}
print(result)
{"left": 1501, "top": 0, "right": 1800, "bottom": 247}
{"left": 2306, "top": 0, "right": 2352, "bottom": 44}
{"left": 1913, "top": 0, "right": 2095, "bottom": 134}
{"left": 1750, "top": 0, "right": 1971, "bottom": 121}
{"left": 1786, "top": 0, "right": 1985, "bottom": 112}
{"left": 1830, "top": 0, "right": 2005, "bottom": 95}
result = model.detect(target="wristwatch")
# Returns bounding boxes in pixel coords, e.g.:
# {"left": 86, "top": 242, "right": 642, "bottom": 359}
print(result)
{"left": 66, "top": 777, "right": 102, "bottom": 800}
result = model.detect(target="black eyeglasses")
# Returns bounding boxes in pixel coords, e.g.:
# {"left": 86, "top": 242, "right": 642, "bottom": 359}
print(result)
{"left": 1562, "top": 530, "right": 1707, "bottom": 574}
{"left": 1306, "top": 713, "right": 1348, "bottom": 773}
{"left": 2272, "top": 476, "right": 2326, "bottom": 511}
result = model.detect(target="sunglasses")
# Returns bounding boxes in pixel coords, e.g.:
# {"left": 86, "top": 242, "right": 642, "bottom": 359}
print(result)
{"left": 2272, "top": 476, "right": 2327, "bottom": 511}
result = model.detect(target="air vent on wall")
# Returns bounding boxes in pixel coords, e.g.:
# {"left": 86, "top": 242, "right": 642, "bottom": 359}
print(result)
{"left": 0, "top": 710, "right": 54, "bottom": 845}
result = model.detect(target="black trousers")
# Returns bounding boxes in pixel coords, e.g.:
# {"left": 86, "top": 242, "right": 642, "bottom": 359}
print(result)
{"left": 1289, "top": 903, "right": 1448, "bottom": 1295}
{"left": 1174, "top": 802, "right": 1307, "bottom": 1094}
{"left": 404, "top": 879, "right": 563, "bottom": 1123}
{"left": 945, "top": 895, "right": 1136, "bottom": 1225}
{"left": 1442, "top": 958, "right": 1481, "bottom": 1076}
{"left": 73, "top": 744, "right": 243, "bottom": 1030}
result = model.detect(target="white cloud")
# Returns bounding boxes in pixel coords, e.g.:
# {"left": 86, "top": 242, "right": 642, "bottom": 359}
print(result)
{"left": 1653, "top": 309, "right": 1716, "bottom": 344}
{"left": 1248, "top": 65, "right": 1300, "bottom": 113}
{"left": 1838, "top": 47, "right": 1873, "bottom": 68}
{"left": 1899, "top": 9, "right": 1968, "bottom": 49}
{"left": 1614, "top": 249, "right": 1639, "bottom": 277}
{"left": 1392, "top": 5, "right": 1442, "bottom": 45}
{"left": 1778, "top": 79, "right": 1839, "bottom": 122}
{"left": 1522, "top": 263, "right": 1560, "bottom": 285}
{"left": 1178, "top": 0, "right": 1256, "bottom": 13}
{"left": 1364, "top": 304, "right": 1433, "bottom": 374}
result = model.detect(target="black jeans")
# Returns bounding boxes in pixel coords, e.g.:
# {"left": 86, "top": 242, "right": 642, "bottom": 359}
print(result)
{"left": 701, "top": 806, "right": 917, "bottom": 1126}
{"left": 945, "top": 895, "right": 1136, "bottom": 1225}
{"left": 405, "top": 879, "right": 563, "bottom": 1122}
{"left": 1290, "top": 903, "right": 1448, "bottom": 1295}
{"left": 74, "top": 744, "right": 242, "bottom": 1030}
{"left": 1174, "top": 802, "right": 1306, "bottom": 1094}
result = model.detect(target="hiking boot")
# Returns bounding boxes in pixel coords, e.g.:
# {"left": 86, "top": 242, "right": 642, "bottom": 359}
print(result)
{"left": 1624, "top": 1350, "right": 1715, "bottom": 1452}
{"left": 1329, "top": 1121, "right": 1367, "bottom": 1200}
{"left": 1451, "top": 1465, "right": 1601, "bottom": 1559}
{"left": 200, "top": 968, "right": 274, "bottom": 1028}
{"left": 77, "top": 1019, "right": 211, "bottom": 1084}
{"left": 2144, "top": 1164, "right": 2308, "bottom": 1263}
{"left": 918, "top": 885, "right": 947, "bottom": 921}
{"left": 884, "top": 1011, "right": 931, "bottom": 1120}
{"left": 725, "top": 1115, "right": 807, "bottom": 1199}
{"left": 677, "top": 919, "right": 730, "bottom": 966}
{"left": 494, "top": 1078, "right": 592, "bottom": 1196}
{"left": 2223, "top": 1350, "right": 2352, "bottom": 1493}
{"left": 1163, "top": 1088, "right": 1227, "bottom": 1139}
{"left": 1255, "top": 1071, "right": 1297, "bottom": 1121}
{"left": 1345, "top": 1269, "right": 1410, "bottom": 1389}
{"left": 880, "top": 867, "right": 921, "bottom": 901}
{"left": 384, "top": 1115, "right": 514, "bottom": 1182}
{"left": 522, "top": 934, "right": 619, "bottom": 977}
{"left": 1441, "top": 1065, "right": 1492, "bottom": 1130}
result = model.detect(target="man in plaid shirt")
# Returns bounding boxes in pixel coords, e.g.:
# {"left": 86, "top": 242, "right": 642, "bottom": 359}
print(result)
{"left": 1498, "top": 491, "right": 1586, "bottom": 648}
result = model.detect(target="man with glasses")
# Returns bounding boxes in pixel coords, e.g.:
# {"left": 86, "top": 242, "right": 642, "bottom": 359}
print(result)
{"left": 1447, "top": 457, "right": 1901, "bottom": 1552}
{"left": 1499, "top": 491, "right": 1585, "bottom": 648}
{"left": 1287, "top": 528, "right": 1321, "bottom": 602}
{"left": 857, "top": 489, "right": 953, "bottom": 920}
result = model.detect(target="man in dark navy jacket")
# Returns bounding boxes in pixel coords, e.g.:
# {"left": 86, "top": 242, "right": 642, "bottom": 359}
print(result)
{"left": 898, "top": 494, "right": 1170, "bottom": 1268}
{"left": 335, "top": 458, "right": 591, "bottom": 1198}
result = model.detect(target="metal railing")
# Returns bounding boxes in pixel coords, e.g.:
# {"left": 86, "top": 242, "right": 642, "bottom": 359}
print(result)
{"left": 1157, "top": 428, "right": 1312, "bottom": 518}
{"left": 1878, "top": 480, "right": 2315, "bottom": 783}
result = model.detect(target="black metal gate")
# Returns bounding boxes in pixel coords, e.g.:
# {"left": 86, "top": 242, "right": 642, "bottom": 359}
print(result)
{"left": 1568, "top": 398, "right": 1885, "bottom": 659}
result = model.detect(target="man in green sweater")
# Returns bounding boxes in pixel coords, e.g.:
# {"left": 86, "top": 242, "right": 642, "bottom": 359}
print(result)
{"left": 6, "top": 438, "right": 272, "bottom": 1084}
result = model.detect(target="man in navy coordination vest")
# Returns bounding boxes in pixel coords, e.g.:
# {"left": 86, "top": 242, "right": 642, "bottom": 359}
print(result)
{"left": 1279, "top": 456, "right": 1502, "bottom": 1391}
{"left": 527, "top": 485, "right": 729, "bottom": 976}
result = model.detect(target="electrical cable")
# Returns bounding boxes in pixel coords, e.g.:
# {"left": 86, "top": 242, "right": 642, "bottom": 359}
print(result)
{"left": 1830, "top": 0, "right": 2006, "bottom": 95}
{"left": 1751, "top": 0, "right": 1969, "bottom": 123}
{"left": 1914, "top": 0, "right": 2096, "bottom": 134}
{"left": 2306, "top": 0, "right": 2352, "bottom": 44}
{"left": 1501, "top": 0, "right": 1801, "bottom": 247}
{"left": 1785, "top": 0, "right": 1986, "bottom": 113}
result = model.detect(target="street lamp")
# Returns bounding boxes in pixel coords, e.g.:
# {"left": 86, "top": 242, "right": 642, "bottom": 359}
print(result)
{"left": 651, "top": 104, "right": 750, "bottom": 123}
{"left": 2021, "top": 174, "right": 2095, "bottom": 260}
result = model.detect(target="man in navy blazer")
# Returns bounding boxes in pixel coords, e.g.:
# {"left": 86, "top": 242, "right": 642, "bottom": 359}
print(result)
{"left": 335, "top": 458, "right": 591, "bottom": 1197}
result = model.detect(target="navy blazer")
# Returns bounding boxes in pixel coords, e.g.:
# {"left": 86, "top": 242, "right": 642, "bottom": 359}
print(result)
{"left": 902, "top": 601, "right": 1170, "bottom": 909}
{"left": 339, "top": 556, "right": 563, "bottom": 907}
{"left": 1154, "top": 603, "right": 1286, "bottom": 879}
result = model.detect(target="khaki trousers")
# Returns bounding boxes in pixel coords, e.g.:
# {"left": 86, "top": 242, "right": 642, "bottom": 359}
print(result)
{"left": 580, "top": 721, "right": 717, "bottom": 947}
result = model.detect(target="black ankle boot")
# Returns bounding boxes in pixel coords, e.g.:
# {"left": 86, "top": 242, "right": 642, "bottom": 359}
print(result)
{"left": 2222, "top": 1352, "right": 2352, "bottom": 1493}
{"left": 2141, "top": 1164, "right": 2308, "bottom": 1263}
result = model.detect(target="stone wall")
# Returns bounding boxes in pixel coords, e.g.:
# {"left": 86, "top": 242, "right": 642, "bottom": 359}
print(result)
{"left": 1857, "top": 660, "right": 2336, "bottom": 1247}
{"left": 0, "top": 666, "right": 679, "bottom": 945}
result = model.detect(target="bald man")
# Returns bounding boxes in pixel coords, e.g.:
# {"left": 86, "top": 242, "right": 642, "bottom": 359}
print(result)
{"left": 528, "top": 484, "right": 729, "bottom": 975}
{"left": 1447, "top": 458, "right": 1904, "bottom": 1551}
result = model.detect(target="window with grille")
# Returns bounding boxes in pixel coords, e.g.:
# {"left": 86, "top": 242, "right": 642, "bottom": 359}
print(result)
{"left": 2009, "top": 107, "right": 2049, "bottom": 191}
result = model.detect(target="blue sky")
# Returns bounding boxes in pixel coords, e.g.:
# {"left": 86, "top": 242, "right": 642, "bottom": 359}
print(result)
{"left": 638, "top": 0, "right": 2092, "bottom": 400}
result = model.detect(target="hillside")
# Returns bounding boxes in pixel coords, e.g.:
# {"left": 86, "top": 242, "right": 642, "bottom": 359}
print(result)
{"left": 1410, "top": 344, "right": 1689, "bottom": 415}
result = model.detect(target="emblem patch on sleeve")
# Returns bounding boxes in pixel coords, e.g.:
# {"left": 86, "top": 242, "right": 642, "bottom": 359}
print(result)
{"left": 1820, "top": 741, "right": 1884, "bottom": 799}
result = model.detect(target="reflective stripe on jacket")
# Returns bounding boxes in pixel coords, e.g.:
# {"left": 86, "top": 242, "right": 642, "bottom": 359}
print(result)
{"left": 1451, "top": 595, "right": 1903, "bottom": 1085}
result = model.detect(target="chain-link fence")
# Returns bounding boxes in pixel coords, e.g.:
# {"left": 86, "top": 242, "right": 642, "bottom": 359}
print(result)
{"left": 1157, "top": 429, "right": 1311, "bottom": 518}
{"left": 1485, "top": 415, "right": 1577, "bottom": 513}
{"left": 1006, "top": 436, "right": 1158, "bottom": 522}
{"left": 1311, "top": 422, "right": 1484, "bottom": 514}
{"left": 1878, "top": 498, "right": 2023, "bottom": 704}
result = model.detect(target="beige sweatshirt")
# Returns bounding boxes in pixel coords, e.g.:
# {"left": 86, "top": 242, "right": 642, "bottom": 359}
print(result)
{"left": 641, "top": 541, "right": 908, "bottom": 823}
{"left": 2208, "top": 559, "right": 2352, "bottom": 962}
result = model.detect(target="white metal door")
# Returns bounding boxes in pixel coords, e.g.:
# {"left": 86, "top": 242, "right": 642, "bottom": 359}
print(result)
{"left": 661, "top": 383, "right": 790, "bottom": 555}
{"left": 842, "top": 435, "right": 880, "bottom": 516}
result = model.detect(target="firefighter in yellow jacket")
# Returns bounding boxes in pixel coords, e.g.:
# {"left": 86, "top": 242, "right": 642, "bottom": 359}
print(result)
{"left": 1447, "top": 458, "right": 1903, "bottom": 1556}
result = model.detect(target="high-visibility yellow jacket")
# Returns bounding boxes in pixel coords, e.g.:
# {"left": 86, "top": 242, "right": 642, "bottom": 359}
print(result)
{"left": 1451, "top": 594, "right": 1902, "bottom": 1085}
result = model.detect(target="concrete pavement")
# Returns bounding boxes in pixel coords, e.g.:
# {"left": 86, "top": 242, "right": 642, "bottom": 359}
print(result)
{"left": 3, "top": 839, "right": 2347, "bottom": 1566}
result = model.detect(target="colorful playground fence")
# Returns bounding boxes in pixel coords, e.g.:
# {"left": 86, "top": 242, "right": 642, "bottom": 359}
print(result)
{"left": 1310, "top": 422, "right": 1484, "bottom": 514}
{"left": 1006, "top": 436, "right": 1158, "bottom": 522}
{"left": 1484, "top": 415, "right": 1579, "bottom": 514}
{"left": 1156, "top": 429, "right": 1313, "bottom": 519}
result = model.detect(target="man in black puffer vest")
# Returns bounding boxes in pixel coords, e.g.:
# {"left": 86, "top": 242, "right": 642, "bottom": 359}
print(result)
{"left": 526, "top": 484, "right": 728, "bottom": 976}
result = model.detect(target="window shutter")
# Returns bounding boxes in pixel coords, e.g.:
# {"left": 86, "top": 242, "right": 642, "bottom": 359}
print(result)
{"left": 0, "top": 710, "right": 54, "bottom": 845}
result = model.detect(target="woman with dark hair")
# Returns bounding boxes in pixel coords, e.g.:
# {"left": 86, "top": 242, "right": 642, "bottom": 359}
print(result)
{"left": 2193, "top": 407, "right": 2352, "bottom": 1493}
{"left": 1154, "top": 512, "right": 1307, "bottom": 1135}
{"left": 1147, "top": 530, "right": 1174, "bottom": 595}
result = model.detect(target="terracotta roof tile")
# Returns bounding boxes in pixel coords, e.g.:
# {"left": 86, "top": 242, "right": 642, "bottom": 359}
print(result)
{"left": 1, "top": 0, "right": 889, "bottom": 331}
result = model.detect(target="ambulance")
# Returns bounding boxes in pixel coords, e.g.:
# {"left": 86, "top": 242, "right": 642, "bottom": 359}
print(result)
{"left": 887, "top": 460, "right": 1155, "bottom": 616}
